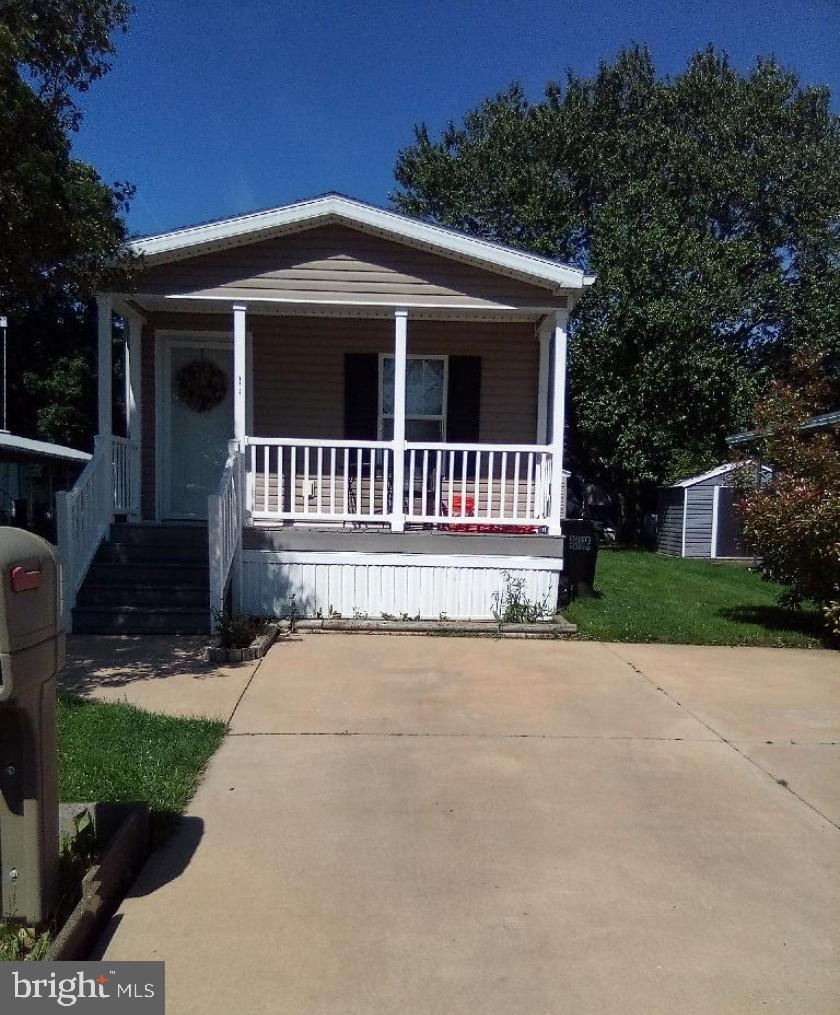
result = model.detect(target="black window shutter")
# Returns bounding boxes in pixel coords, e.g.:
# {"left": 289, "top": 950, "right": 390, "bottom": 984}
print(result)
{"left": 446, "top": 356, "right": 481, "bottom": 442}
{"left": 344, "top": 353, "right": 379, "bottom": 439}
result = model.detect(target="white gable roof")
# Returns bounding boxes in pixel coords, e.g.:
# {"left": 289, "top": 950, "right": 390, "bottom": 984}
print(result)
{"left": 128, "top": 194, "right": 592, "bottom": 291}
{"left": 674, "top": 462, "right": 772, "bottom": 488}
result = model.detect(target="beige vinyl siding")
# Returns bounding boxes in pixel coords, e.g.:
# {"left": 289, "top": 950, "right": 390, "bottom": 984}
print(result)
{"left": 249, "top": 316, "right": 538, "bottom": 444}
{"left": 134, "top": 224, "right": 559, "bottom": 310}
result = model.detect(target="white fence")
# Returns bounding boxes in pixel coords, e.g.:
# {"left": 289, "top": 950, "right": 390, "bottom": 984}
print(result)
{"left": 208, "top": 444, "right": 244, "bottom": 628}
{"left": 245, "top": 437, "right": 558, "bottom": 529}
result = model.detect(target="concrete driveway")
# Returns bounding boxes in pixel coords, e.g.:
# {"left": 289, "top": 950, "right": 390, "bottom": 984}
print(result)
{"left": 97, "top": 637, "right": 840, "bottom": 1014}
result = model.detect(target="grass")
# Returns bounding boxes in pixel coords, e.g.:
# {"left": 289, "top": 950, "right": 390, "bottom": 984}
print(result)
{"left": 57, "top": 694, "right": 227, "bottom": 837}
{"left": 564, "top": 548, "right": 825, "bottom": 648}
{"left": 2, "top": 696, "right": 225, "bottom": 960}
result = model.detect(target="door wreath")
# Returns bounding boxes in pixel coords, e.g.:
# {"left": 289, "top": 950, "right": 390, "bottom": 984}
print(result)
{"left": 174, "top": 358, "right": 228, "bottom": 412}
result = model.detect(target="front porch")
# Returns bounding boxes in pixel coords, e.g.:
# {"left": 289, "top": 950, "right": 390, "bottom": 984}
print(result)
{"left": 58, "top": 313, "right": 569, "bottom": 630}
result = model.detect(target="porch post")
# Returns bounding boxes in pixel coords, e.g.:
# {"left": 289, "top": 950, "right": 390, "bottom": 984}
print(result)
{"left": 548, "top": 308, "right": 568, "bottom": 536}
{"left": 96, "top": 295, "right": 113, "bottom": 438}
{"left": 391, "top": 309, "right": 408, "bottom": 533}
{"left": 233, "top": 304, "right": 247, "bottom": 446}
{"left": 536, "top": 317, "right": 551, "bottom": 443}
{"left": 96, "top": 295, "right": 114, "bottom": 531}
{"left": 125, "top": 313, "right": 143, "bottom": 520}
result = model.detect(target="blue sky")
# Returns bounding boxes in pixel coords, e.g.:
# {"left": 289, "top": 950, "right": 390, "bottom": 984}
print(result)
{"left": 72, "top": 0, "right": 840, "bottom": 237}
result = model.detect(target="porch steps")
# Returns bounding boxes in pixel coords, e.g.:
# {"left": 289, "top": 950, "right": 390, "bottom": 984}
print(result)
{"left": 73, "top": 524, "right": 210, "bottom": 635}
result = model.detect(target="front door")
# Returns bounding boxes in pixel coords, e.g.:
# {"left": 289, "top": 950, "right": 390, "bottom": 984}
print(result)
{"left": 163, "top": 340, "right": 234, "bottom": 519}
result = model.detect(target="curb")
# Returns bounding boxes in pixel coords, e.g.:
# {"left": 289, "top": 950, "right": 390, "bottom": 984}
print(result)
{"left": 291, "top": 618, "right": 576, "bottom": 637}
{"left": 47, "top": 803, "right": 149, "bottom": 961}
{"left": 205, "top": 622, "right": 281, "bottom": 664}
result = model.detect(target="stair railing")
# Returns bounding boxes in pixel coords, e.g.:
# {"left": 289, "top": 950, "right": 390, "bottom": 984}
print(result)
{"left": 208, "top": 441, "right": 244, "bottom": 633}
{"left": 112, "top": 435, "right": 140, "bottom": 516}
{"left": 55, "top": 435, "right": 115, "bottom": 630}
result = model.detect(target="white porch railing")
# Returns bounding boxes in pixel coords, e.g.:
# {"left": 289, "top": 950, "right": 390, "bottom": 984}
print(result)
{"left": 55, "top": 436, "right": 113, "bottom": 627}
{"left": 245, "top": 437, "right": 556, "bottom": 529}
{"left": 208, "top": 443, "right": 244, "bottom": 629}
{"left": 247, "top": 438, "right": 394, "bottom": 524}
{"left": 404, "top": 443, "right": 552, "bottom": 527}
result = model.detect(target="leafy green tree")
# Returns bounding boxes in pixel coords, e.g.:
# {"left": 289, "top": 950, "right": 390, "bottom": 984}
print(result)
{"left": 393, "top": 46, "right": 840, "bottom": 533}
{"left": 0, "top": 1, "right": 134, "bottom": 447}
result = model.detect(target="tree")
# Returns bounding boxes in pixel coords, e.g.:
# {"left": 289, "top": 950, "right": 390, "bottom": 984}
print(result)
{"left": 736, "top": 355, "right": 840, "bottom": 634}
{"left": 0, "top": 1, "right": 134, "bottom": 447}
{"left": 392, "top": 47, "right": 840, "bottom": 534}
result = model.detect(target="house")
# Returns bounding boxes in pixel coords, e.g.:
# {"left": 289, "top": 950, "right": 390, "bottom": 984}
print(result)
{"left": 56, "top": 194, "right": 593, "bottom": 633}
{"left": 656, "top": 462, "right": 771, "bottom": 560}
{"left": 0, "top": 432, "right": 90, "bottom": 541}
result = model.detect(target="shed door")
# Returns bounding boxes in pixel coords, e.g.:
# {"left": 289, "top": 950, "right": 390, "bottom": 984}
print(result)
{"left": 714, "top": 487, "right": 746, "bottom": 557}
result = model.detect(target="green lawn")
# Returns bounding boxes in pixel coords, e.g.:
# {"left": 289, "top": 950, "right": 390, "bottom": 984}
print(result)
{"left": 564, "top": 548, "right": 825, "bottom": 648}
{"left": 58, "top": 694, "right": 227, "bottom": 839}
{"left": 1, "top": 696, "right": 225, "bottom": 959}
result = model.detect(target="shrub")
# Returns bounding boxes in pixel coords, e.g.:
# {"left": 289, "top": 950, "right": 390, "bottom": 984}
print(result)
{"left": 491, "top": 571, "right": 553, "bottom": 625}
{"left": 736, "top": 357, "right": 840, "bottom": 629}
{"left": 214, "top": 611, "right": 269, "bottom": 649}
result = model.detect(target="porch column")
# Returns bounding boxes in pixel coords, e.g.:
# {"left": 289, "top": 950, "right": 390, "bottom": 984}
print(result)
{"left": 548, "top": 308, "right": 568, "bottom": 536}
{"left": 536, "top": 317, "right": 551, "bottom": 443}
{"left": 96, "top": 295, "right": 115, "bottom": 530}
{"left": 125, "top": 312, "right": 143, "bottom": 520}
{"left": 96, "top": 294, "right": 113, "bottom": 438}
{"left": 233, "top": 304, "right": 247, "bottom": 445}
{"left": 391, "top": 309, "right": 408, "bottom": 533}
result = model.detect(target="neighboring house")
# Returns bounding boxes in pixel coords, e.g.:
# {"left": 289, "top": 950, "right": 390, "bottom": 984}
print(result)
{"left": 727, "top": 409, "right": 840, "bottom": 449}
{"left": 0, "top": 432, "right": 91, "bottom": 541}
{"left": 57, "top": 194, "right": 592, "bottom": 633}
{"left": 656, "top": 463, "right": 771, "bottom": 560}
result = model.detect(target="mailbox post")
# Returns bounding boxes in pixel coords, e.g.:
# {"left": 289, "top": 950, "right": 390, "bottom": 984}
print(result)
{"left": 0, "top": 529, "right": 64, "bottom": 924}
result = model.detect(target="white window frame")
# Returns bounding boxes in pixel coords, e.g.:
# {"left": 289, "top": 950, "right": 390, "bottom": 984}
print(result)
{"left": 378, "top": 353, "right": 448, "bottom": 442}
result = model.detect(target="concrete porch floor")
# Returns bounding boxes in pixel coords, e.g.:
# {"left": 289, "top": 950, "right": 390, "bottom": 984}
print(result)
{"left": 84, "top": 636, "right": 839, "bottom": 1014}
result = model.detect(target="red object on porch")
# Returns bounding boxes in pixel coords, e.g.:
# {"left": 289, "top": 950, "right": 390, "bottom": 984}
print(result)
{"left": 439, "top": 493, "right": 541, "bottom": 535}
{"left": 439, "top": 493, "right": 479, "bottom": 532}
{"left": 451, "top": 493, "right": 475, "bottom": 517}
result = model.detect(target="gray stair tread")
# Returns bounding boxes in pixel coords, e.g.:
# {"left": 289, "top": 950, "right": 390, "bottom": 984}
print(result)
{"left": 73, "top": 605, "right": 208, "bottom": 616}
{"left": 80, "top": 582, "right": 209, "bottom": 590}
{"left": 89, "top": 561, "right": 208, "bottom": 570}
{"left": 72, "top": 524, "right": 213, "bottom": 634}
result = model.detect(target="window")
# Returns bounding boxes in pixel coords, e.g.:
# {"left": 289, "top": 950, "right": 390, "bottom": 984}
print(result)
{"left": 379, "top": 355, "right": 447, "bottom": 441}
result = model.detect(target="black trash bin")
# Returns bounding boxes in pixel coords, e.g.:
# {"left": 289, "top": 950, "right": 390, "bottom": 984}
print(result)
{"left": 561, "top": 519, "right": 598, "bottom": 598}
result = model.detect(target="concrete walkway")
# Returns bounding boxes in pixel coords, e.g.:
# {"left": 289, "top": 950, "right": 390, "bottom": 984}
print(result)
{"left": 61, "top": 635, "right": 258, "bottom": 719}
{"left": 97, "top": 637, "right": 840, "bottom": 1014}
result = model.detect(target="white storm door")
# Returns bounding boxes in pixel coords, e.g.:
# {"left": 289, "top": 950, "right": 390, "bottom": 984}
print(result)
{"left": 163, "top": 340, "right": 234, "bottom": 519}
